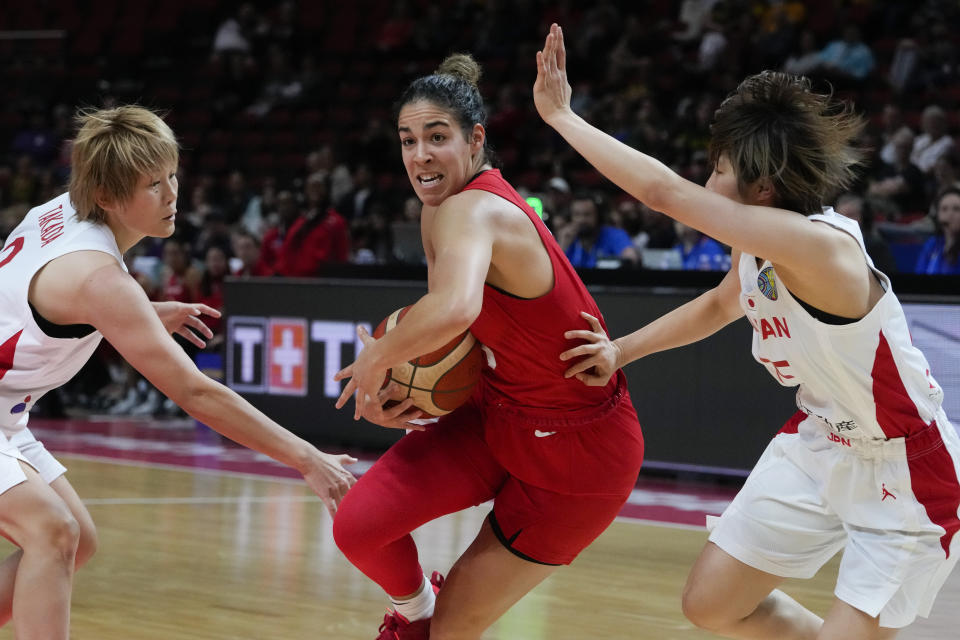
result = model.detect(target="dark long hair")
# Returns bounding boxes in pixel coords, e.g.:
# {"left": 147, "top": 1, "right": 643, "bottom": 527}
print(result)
{"left": 710, "top": 71, "right": 865, "bottom": 215}
{"left": 394, "top": 53, "right": 500, "bottom": 168}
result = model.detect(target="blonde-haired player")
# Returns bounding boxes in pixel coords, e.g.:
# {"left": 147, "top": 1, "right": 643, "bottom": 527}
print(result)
{"left": 0, "top": 105, "right": 357, "bottom": 639}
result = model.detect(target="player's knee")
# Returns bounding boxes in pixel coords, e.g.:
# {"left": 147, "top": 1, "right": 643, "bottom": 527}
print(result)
{"left": 27, "top": 508, "right": 81, "bottom": 564}
{"left": 74, "top": 519, "right": 98, "bottom": 568}
{"left": 331, "top": 500, "right": 368, "bottom": 559}
{"left": 680, "top": 584, "right": 727, "bottom": 631}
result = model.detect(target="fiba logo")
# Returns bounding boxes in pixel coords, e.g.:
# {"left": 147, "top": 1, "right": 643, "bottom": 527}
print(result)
{"left": 226, "top": 315, "right": 370, "bottom": 398}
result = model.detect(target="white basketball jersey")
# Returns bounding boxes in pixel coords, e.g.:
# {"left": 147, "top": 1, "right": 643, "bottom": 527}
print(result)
{"left": 738, "top": 208, "right": 945, "bottom": 442}
{"left": 0, "top": 193, "right": 125, "bottom": 437}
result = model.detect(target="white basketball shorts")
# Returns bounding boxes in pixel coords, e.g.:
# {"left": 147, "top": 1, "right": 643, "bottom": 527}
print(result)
{"left": 709, "top": 412, "right": 960, "bottom": 628}
{"left": 0, "top": 427, "right": 67, "bottom": 494}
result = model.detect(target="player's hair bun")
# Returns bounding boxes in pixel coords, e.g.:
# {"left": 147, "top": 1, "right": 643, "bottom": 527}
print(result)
{"left": 437, "top": 53, "right": 482, "bottom": 89}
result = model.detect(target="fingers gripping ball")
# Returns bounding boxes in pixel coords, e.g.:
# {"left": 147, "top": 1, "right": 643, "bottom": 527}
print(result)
{"left": 373, "top": 306, "right": 483, "bottom": 417}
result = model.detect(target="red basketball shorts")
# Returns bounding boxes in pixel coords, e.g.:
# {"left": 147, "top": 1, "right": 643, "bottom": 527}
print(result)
{"left": 416, "top": 376, "right": 643, "bottom": 565}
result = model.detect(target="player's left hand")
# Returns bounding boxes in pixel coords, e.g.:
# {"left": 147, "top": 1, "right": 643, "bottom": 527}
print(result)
{"left": 560, "top": 311, "right": 622, "bottom": 386}
{"left": 152, "top": 301, "right": 221, "bottom": 348}
{"left": 534, "top": 23, "right": 573, "bottom": 127}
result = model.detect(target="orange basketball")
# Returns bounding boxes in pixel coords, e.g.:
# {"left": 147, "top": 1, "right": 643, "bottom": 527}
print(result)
{"left": 373, "top": 306, "right": 484, "bottom": 417}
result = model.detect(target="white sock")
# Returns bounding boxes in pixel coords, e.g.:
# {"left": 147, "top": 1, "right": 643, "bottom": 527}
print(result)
{"left": 390, "top": 575, "right": 435, "bottom": 622}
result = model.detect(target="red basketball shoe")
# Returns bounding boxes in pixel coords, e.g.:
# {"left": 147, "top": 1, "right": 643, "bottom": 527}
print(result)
{"left": 374, "top": 572, "right": 445, "bottom": 640}
{"left": 375, "top": 611, "right": 430, "bottom": 640}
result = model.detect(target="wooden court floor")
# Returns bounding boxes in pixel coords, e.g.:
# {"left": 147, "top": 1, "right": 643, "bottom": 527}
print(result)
{"left": 0, "top": 454, "right": 955, "bottom": 639}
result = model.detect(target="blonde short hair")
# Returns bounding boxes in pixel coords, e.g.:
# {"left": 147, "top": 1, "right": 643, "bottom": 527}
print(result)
{"left": 69, "top": 105, "right": 179, "bottom": 223}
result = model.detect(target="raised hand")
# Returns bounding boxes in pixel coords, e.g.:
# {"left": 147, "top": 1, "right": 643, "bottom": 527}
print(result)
{"left": 152, "top": 301, "right": 221, "bottom": 348}
{"left": 534, "top": 23, "right": 573, "bottom": 126}
{"left": 560, "top": 311, "right": 623, "bottom": 387}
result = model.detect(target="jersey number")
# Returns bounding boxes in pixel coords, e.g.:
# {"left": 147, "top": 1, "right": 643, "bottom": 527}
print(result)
{"left": 0, "top": 237, "right": 25, "bottom": 380}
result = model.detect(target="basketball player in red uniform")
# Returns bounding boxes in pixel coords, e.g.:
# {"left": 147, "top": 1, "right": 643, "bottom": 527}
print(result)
{"left": 332, "top": 54, "right": 645, "bottom": 639}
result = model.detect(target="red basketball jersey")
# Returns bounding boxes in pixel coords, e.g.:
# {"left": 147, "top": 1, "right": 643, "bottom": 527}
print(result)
{"left": 463, "top": 170, "right": 620, "bottom": 412}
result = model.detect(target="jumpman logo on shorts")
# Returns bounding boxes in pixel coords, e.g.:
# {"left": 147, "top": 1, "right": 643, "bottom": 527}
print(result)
{"left": 881, "top": 483, "right": 896, "bottom": 501}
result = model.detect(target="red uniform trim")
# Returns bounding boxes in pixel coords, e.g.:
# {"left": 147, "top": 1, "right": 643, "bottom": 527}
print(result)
{"left": 778, "top": 410, "right": 806, "bottom": 434}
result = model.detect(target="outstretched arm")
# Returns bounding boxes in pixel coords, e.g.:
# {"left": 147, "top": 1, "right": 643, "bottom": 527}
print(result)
{"left": 69, "top": 256, "right": 357, "bottom": 516}
{"left": 533, "top": 24, "right": 840, "bottom": 273}
{"left": 562, "top": 263, "right": 744, "bottom": 385}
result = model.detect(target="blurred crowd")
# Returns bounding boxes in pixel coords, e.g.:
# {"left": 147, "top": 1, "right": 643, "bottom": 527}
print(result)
{"left": 2, "top": 0, "right": 960, "bottom": 416}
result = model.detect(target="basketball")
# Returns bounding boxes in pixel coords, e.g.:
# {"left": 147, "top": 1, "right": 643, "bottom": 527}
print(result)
{"left": 373, "top": 306, "right": 484, "bottom": 416}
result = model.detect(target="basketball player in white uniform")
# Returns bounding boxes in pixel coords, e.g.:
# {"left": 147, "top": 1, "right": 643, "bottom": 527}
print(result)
{"left": 0, "top": 105, "right": 357, "bottom": 639}
{"left": 535, "top": 24, "right": 960, "bottom": 639}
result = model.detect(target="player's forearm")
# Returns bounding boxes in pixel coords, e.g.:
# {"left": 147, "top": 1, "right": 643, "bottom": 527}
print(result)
{"left": 177, "top": 377, "right": 312, "bottom": 470}
{"left": 614, "top": 289, "right": 738, "bottom": 363}
{"left": 367, "top": 291, "right": 477, "bottom": 370}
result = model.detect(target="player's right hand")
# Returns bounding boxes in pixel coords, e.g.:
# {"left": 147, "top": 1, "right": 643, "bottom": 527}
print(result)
{"left": 560, "top": 311, "right": 622, "bottom": 387}
{"left": 534, "top": 23, "right": 573, "bottom": 127}
{"left": 357, "top": 385, "right": 425, "bottom": 431}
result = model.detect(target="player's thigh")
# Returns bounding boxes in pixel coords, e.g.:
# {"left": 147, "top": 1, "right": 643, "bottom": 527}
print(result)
{"left": 709, "top": 434, "right": 846, "bottom": 579}
{"left": 431, "top": 518, "right": 557, "bottom": 638}
{"left": 10, "top": 427, "right": 66, "bottom": 486}
{"left": 682, "top": 541, "right": 785, "bottom": 623}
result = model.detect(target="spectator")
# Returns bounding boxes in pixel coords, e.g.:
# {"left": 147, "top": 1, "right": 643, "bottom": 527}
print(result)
{"left": 915, "top": 187, "right": 960, "bottom": 274}
{"left": 192, "top": 208, "right": 233, "bottom": 262}
{"left": 673, "top": 0, "right": 722, "bottom": 42}
{"left": 221, "top": 170, "right": 259, "bottom": 228}
{"left": 196, "top": 245, "right": 229, "bottom": 347}
{"left": 877, "top": 104, "right": 912, "bottom": 166}
{"left": 211, "top": 2, "right": 264, "bottom": 56}
{"left": 557, "top": 193, "right": 639, "bottom": 268}
{"left": 159, "top": 237, "right": 201, "bottom": 303}
{"left": 257, "top": 189, "right": 299, "bottom": 274}
{"left": 306, "top": 144, "right": 354, "bottom": 206}
{"left": 673, "top": 221, "right": 730, "bottom": 271}
{"left": 910, "top": 105, "right": 954, "bottom": 174}
{"left": 817, "top": 24, "right": 875, "bottom": 82}
{"left": 245, "top": 44, "right": 303, "bottom": 117}
{"left": 835, "top": 192, "right": 898, "bottom": 274}
{"left": 231, "top": 231, "right": 270, "bottom": 277}
{"left": 543, "top": 175, "right": 573, "bottom": 224}
{"left": 782, "top": 29, "right": 821, "bottom": 76}
{"left": 338, "top": 163, "right": 375, "bottom": 219}
{"left": 931, "top": 147, "right": 960, "bottom": 197}
{"left": 272, "top": 174, "right": 349, "bottom": 277}
{"left": 867, "top": 127, "right": 927, "bottom": 218}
